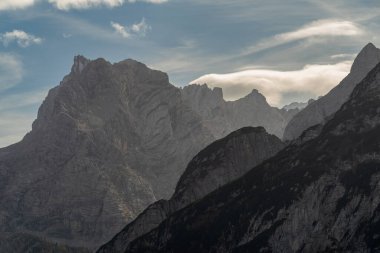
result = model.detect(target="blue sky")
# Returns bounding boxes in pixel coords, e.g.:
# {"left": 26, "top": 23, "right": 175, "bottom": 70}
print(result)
{"left": 0, "top": 0, "right": 380, "bottom": 147}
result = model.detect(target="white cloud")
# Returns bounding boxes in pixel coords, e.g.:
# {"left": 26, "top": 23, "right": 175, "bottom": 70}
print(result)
{"left": 0, "top": 30, "right": 43, "bottom": 47}
{"left": 49, "top": 0, "right": 124, "bottom": 10}
{"left": 0, "top": 0, "right": 35, "bottom": 10}
{"left": 244, "top": 20, "right": 364, "bottom": 56}
{"left": 111, "top": 21, "right": 131, "bottom": 38}
{"left": 111, "top": 18, "right": 151, "bottom": 39}
{"left": 0, "top": 54, "right": 23, "bottom": 91}
{"left": 49, "top": 0, "right": 167, "bottom": 10}
{"left": 191, "top": 61, "right": 352, "bottom": 107}
{"left": 131, "top": 18, "right": 150, "bottom": 35}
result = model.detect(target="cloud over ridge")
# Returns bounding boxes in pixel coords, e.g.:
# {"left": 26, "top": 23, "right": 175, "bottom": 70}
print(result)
{"left": 192, "top": 61, "right": 352, "bottom": 107}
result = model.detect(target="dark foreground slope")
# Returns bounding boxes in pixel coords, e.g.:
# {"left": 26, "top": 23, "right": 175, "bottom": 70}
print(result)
{"left": 0, "top": 233, "right": 90, "bottom": 253}
{"left": 124, "top": 62, "right": 380, "bottom": 252}
{"left": 98, "top": 127, "right": 285, "bottom": 252}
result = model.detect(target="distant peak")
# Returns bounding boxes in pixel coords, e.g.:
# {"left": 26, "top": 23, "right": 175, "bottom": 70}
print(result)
{"left": 71, "top": 55, "right": 91, "bottom": 74}
{"left": 245, "top": 89, "right": 265, "bottom": 100}
{"left": 363, "top": 42, "right": 376, "bottom": 51}
{"left": 357, "top": 42, "right": 379, "bottom": 57}
{"left": 350, "top": 42, "right": 380, "bottom": 73}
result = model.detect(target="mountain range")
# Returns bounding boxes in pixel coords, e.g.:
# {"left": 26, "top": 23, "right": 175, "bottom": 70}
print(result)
{"left": 0, "top": 43, "right": 379, "bottom": 252}
{"left": 0, "top": 52, "right": 302, "bottom": 251}
{"left": 99, "top": 44, "right": 380, "bottom": 252}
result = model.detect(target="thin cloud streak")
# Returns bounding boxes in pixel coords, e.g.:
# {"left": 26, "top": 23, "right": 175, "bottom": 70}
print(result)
{"left": 242, "top": 19, "right": 364, "bottom": 56}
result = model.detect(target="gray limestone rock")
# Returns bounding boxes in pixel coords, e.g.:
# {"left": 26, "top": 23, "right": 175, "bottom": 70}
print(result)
{"left": 0, "top": 57, "right": 214, "bottom": 250}
{"left": 181, "top": 84, "right": 298, "bottom": 139}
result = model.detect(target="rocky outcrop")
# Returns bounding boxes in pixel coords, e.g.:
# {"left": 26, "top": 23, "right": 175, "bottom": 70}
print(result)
{"left": 97, "top": 127, "right": 285, "bottom": 252}
{"left": 181, "top": 84, "right": 299, "bottom": 139}
{"left": 119, "top": 60, "right": 380, "bottom": 252}
{"left": 0, "top": 57, "right": 214, "bottom": 249}
{"left": 283, "top": 43, "right": 380, "bottom": 140}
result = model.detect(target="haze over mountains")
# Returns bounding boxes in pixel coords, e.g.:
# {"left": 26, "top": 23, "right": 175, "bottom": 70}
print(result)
{"left": 100, "top": 43, "right": 380, "bottom": 252}
{"left": 181, "top": 84, "right": 299, "bottom": 139}
{"left": 0, "top": 42, "right": 379, "bottom": 252}
{"left": 0, "top": 51, "right": 302, "bottom": 251}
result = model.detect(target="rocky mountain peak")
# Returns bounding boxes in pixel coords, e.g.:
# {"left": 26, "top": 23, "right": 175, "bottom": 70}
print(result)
{"left": 71, "top": 55, "right": 91, "bottom": 74}
{"left": 0, "top": 55, "right": 215, "bottom": 250}
{"left": 244, "top": 88, "right": 267, "bottom": 101}
{"left": 283, "top": 43, "right": 380, "bottom": 140}
{"left": 350, "top": 42, "right": 380, "bottom": 74}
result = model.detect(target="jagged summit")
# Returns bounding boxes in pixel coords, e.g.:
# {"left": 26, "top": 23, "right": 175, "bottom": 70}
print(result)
{"left": 181, "top": 84, "right": 297, "bottom": 139}
{"left": 71, "top": 55, "right": 91, "bottom": 74}
{"left": 350, "top": 42, "right": 380, "bottom": 74}
{"left": 241, "top": 88, "right": 267, "bottom": 102}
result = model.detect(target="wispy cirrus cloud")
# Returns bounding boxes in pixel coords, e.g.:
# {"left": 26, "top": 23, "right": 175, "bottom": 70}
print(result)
{"left": 243, "top": 19, "right": 364, "bottom": 56}
{"left": 191, "top": 61, "right": 352, "bottom": 107}
{"left": 0, "top": 30, "right": 43, "bottom": 47}
{"left": 111, "top": 18, "right": 151, "bottom": 38}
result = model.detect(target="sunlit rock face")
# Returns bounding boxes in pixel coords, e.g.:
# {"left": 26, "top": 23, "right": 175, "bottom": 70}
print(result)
{"left": 0, "top": 56, "right": 214, "bottom": 249}
{"left": 111, "top": 61, "right": 380, "bottom": 252}
{"left": 283, "top": 43, "right": 380, "bottom": 141}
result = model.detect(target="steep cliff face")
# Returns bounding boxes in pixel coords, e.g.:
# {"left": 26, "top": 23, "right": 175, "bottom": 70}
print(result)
{"left": 283, "top": 43, "right": 380, "bottom": 140}
{"left": 122, "top": 62, "right": 380, "bottom": 252}
{"left": 182, "top": 84, "right": 298, "bottom": 139}
{"left": 97, "top": 127, "right": 285, "bottom": 252}
{"left": 0, "top": 56, "right": 214, "bottom": 249}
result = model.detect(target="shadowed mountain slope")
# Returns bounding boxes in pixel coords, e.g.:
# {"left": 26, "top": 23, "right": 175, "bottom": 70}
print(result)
{"left": 97, "top": 127, "right": 285, "bottom": 252}
{"left": 122, "top": 59, "right": 380, "bottom": 252}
